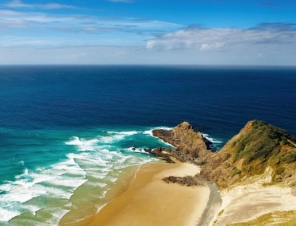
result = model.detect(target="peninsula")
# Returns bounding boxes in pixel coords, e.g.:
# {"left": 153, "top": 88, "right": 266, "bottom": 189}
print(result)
{"left": 68, "top": 120, "right": 296, "bottom": 226}
{"left": 150, "top": 120, "right": 296, "bottom": 225}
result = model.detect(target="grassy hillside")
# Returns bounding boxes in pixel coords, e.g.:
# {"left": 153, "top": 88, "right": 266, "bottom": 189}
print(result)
{"left": 201, "top": 120, "right": 296, "bottom": 189}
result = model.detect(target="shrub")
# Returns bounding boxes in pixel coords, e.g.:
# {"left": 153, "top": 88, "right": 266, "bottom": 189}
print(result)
{"left": 223, "top": 153, "right": 231, "bottom": 161}
{"left": 282, "top": 152, "right": 296, "bottom": 164}
{"left": 275, "top": 167, "right": 285, "bottom": 175}
{"left": 231, "top": 168, "right": 241, "bottom": 177}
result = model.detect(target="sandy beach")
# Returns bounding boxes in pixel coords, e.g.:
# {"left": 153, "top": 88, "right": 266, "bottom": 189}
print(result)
{"left": 82, "top": 161, "right": 211, "bottom": 226}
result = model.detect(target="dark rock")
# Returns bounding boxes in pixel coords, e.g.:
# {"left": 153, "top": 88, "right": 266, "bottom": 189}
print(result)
{"left": 143, "top": 147, "right": 175, "bottom": 163}
{"left": 144, "top": 148, "right": 152, "bottom": 153}
{"left": 163, "top": 174, "right": 206, "bottom": 186}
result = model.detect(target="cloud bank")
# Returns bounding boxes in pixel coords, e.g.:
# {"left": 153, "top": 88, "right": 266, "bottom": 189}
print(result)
{"left": 146, "top": 23, "right": 296, "bottom": 51}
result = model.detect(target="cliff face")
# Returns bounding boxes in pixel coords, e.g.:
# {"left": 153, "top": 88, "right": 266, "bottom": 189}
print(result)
{"left": 200, "top": 120, "right": 296, "bottom": 189}
{"left": 152, "top": 122, "right": 213, "bottom": 163}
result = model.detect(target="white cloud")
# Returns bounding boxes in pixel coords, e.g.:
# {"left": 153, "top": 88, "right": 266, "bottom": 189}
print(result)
{"left": 0, "top": 9, "right": 24, "bottom": 16}
{"left": 146, "top": 25, "right": 296, "bottom": 51}
{"left": 0, "top": 9, "right": 178, "bottom": 32}
{"left": 0, "top": 10, "right": 70, "bottom": 29}
{"left": 142, "top": 24, "right": 296, "bottom": 66}
{"left": 4, "top": 0, "right": 77, "bottom": 9}
{"left": 0, "top": 9, "right": 180, "bottom": 47}
{"left": 0, "top": 36, "right": 65, "bottom": 47}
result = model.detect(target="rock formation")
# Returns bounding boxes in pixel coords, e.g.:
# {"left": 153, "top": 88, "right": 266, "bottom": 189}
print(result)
{"left": 163, "top": 174, "right": 206, "bottom": 187}
{"left": 152, "top": 120, "right": 296, "bottom": 189}
{"left": 152, "top": 121, "right": 213, "bottom": 163}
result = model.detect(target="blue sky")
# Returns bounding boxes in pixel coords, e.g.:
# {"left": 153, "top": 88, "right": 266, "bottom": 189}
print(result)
{"left": 0, "top": 0, "right": 296, "bottom": 65}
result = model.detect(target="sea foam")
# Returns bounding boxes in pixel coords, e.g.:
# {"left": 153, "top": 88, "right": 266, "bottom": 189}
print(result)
{"left": 0, "top": 126, "right": 199, "bottom": 224}
{"left": 65, "top": 136, "right": 99, "bottom": 151}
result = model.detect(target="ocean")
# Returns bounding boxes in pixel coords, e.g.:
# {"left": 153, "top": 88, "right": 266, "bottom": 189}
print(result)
{"left": 0, "top": 65, "right": 295, "bottom": 225}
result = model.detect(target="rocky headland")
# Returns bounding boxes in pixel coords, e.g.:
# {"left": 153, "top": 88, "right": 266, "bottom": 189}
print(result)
{"left": 148, "top": 121, "right": 214, "bottom": 164}
{"left": 150, "top": 120, "right": 296, "bottom": 225}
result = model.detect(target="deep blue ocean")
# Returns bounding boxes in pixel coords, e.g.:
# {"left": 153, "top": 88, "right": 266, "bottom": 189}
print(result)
{"left": 0, "top": 65, "right": 295, "bottom": 225}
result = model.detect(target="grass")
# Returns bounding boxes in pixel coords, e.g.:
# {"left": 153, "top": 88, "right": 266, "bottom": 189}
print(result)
{"left": 231, "top": 168, "right": 241, "bottom": 177}
{"left": 229, "top": 120, "right": 296, "bottom": 180}
{"left": 201, "top": 119, "right": 296, "bottom": 189}
{"left": 226, "top": 211, "right": 296, "bottom": 226}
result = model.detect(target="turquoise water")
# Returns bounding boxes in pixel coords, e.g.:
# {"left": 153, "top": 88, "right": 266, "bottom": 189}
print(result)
{"left": 0, "top": 126, "right": 172, "bottom": 225}
{"left": 0, "top": 65, "right": 295, "bottom": 225}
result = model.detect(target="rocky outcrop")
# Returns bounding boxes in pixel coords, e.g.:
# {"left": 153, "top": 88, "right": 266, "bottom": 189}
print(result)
{"left": 144, "top": 147, "right": 176, "bottom": 164}
{"left": 151, "top": 120, "right": 296, "bottom": 189}
{"left": 163, "top": 174, "right": 207, "bottom": 187}
{"left": 152, "top": 122, "right": 214, "bottom": 164}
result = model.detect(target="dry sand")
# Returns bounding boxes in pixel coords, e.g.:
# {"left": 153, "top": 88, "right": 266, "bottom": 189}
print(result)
{"left": 210, "top": 168, "right": 296, "bottom": 226}
{"left": 86, "top": 161, "right": 210, "bottom": 226}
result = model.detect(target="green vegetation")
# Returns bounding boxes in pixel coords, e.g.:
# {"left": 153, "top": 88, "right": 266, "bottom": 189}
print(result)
{"left": 229, "top": 120, "right": 296, "bottom": 179}
{"left": 231, "top": 168, "right": 241, "bottom": 177}
{"left": 281, "top": 152, "right": 296, "bottom": 164}
{"left": 232, "top": 121, "right": 291, "bottom": 165}
{"left": 218, "top": 209, "right": 224, "bottom": 216}
{"left": 201, "top": 120, "right": 296, "bottom": 188}
{"left": 226, "top": 211, "right": 296, "bottom": 226}
{"left": 223, "top": 153, "right": 231, "bottom": 161}
{"left": 275, "top": 166, "right": 285, "bottom": 175}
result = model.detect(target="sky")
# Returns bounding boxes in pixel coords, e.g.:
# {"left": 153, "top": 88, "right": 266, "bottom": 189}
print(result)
{"left": 0, "top": 0, "right": 296, "bottom": 65}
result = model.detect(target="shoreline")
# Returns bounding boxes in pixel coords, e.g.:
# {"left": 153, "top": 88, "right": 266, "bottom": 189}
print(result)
{"left": 59, "top": 164, "right": 142, "bottom": 226}
{"left": 62, "top": 120, "right": 296, "bottom": 226}
{"left": 72, "top": 160, "right": 212, "bottom": 226}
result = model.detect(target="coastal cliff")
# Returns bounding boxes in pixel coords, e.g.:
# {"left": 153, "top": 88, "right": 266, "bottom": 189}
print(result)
{"left": 152, "top": 120, "right": 296, "bottom": 225}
